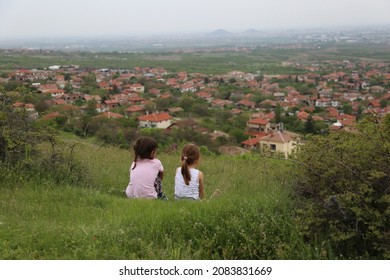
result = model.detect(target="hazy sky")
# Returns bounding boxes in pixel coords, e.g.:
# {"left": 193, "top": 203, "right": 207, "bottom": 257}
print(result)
{"left": 1, "top": 0, "right": 390, "bottom": 38}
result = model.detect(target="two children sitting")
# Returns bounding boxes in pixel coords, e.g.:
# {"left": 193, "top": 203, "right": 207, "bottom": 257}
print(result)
{"left": 125, "top": 137, "right": 204, "bottom": 200}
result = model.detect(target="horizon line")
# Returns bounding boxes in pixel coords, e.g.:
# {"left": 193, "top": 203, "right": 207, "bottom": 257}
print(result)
{"left": 1, "top": 24, "right": 390, "bottom": 41}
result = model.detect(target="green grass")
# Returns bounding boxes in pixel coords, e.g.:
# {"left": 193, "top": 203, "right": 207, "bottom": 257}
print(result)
{"left": 0, "top": 139, "right": 319, "bottom": 260}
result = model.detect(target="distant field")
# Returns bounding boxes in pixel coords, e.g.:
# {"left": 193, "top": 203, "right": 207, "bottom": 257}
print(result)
{"left": 1, "top": 44, "right": 389, "bottom": 74}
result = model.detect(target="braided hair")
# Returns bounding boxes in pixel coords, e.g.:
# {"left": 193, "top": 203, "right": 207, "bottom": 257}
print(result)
{"left": 181, "top": 143, "right": 200, "bottom": 185}
{"left": 132, "top": 137, "right": 158, "bottom": 170}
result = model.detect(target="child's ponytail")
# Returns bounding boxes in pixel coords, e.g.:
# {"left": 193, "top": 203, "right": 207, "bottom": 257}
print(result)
{"left": 180, "top": 143, "right": 200, "bottom": 186}
{"left": 181, "top": 156, "right": 191, "bottom": 185}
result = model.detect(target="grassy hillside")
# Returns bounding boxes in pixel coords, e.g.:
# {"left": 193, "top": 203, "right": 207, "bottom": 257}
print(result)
{"left": 0, "top": 138, "right": 320, "bottom": 260}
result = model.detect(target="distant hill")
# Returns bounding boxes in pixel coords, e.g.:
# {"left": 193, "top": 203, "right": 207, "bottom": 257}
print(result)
{"left": 207, "top": 29, "right": 232, "bottom": 36}
{"left": 243, "top": 28, "right": 262, "bottom": 34}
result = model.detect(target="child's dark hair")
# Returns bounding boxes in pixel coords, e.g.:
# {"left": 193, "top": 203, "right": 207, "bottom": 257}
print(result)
{"left": 132, "top": 137, "right": 158, "bottom": 170}
{"left": 181, "top": 143, "right": 200, "bottom": 185}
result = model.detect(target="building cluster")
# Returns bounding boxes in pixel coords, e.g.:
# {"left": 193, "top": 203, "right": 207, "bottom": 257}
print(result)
{"left": 4, "top": 57, "right": 390, "bottom": 157}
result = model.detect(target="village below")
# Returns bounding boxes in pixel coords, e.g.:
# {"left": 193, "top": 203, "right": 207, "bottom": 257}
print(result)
{"left": 1, "top": 33, "right": 390, "bottom": 157}
{"left": 1, "top": 28, "right": 389, "bottom": 260}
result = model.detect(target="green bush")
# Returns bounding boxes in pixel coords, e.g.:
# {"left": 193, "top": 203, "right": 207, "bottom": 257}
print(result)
{"left": 0, "top": 93, "right": 89, "bottom": 187}
{"left": 293, "top": 114, "right": 390, "bottom": 259}
{"left": 0, "top": 93, "right": 44, "bottom": 167}
{"left": 32, "top": 138, "right": 90, "bottom": 186}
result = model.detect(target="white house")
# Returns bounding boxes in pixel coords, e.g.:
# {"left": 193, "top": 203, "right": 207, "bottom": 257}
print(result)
{"left": 259, "top": 130, "right": 300, "bottom": 158}
{"left": 138, "top": 112, "right": 173, "bottom": 129}
{"left": 130, "top": 83, "right": 145, "bottom": 93}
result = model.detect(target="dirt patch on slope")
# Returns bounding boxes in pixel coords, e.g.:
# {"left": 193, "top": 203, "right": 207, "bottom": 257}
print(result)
{"left": 218, "top": 145, "right": 251, "bottom": 155}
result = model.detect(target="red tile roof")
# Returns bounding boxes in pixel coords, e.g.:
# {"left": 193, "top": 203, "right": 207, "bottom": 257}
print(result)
{"left": 104, "top": 100, "right": 119, "bottom": 105}
{"left": 43, "top": 111, "right": 63, "bottom": 120}
{"left": 241, "top": 137, "right": 260, "bottom": 146}
{"left": 239, "top": 100, "right": 256, "bottom": 107}
{"left": 96, "top": 112, "right": 124, "bottom": 119}
{"left": 12, "top": 102, "right": 25, "bottom": 108}
{"left": 196, "top": 91, "right": 212, "bottom": 99}
{"left": 297, "top": 111, "right": 309, "bottom": 120}
{"left": 369, "top": 100, "right": 381, "bottom": 107}
{"left": 327, "top": 107, "right": 339, "bottom": 118}
{"left": 248, "top": 118, "right": 269, "bottom": 125}
{"left": 128, "top": 96, "right": 145, "bottom": 102}
{"left": 138, "top": 112, "right": 172, "bottom": 122}
{"left": 260, "top": 131, "right": 298, "bottom": 144}
{"left": 126, "top": 105, "right": 144, "bottom": 112}
{"left": 39, "top": 84, "right": 59, "bottom": 91}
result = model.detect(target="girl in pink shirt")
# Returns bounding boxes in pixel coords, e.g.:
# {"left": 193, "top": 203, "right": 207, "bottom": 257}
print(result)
{"left": 125, "top": 137, "right": 166, "bottom": 199}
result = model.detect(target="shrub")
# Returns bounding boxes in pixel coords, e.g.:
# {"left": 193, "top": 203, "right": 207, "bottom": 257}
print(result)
{"left": 0, "top": 93, "right": 45, "bottom": 167}
{"left": 292, "top": 114, "right": 390, "bottom": 259}
{"left": 0, "top": 93, "right": 88, "bottom": 187}
{"left": 32, "top": 137, "right": 90, "bottom": 186}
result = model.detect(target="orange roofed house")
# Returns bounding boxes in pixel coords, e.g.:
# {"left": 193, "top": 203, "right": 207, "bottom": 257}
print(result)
{"left": 242, "top": 130, "right": 300, "bottom": 158}
{"left": 138, "top": 112, "right": 173, "bottom": 129}
{"left": 246, "top": 117, "right": 272, "bottom": 135}
{"left": 259, "top": 130, "right": 300, "bottom": 158}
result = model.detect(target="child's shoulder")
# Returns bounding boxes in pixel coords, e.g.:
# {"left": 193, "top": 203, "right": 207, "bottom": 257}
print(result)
{"left": 151, "top": 158, "right": 162, "bottom": 164}
{"left": 150, "top": 158, "right": 163, "bottom": 167}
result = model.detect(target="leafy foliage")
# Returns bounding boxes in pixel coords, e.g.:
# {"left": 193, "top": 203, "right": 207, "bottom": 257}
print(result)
{"left": 0, "top": 92, "right": 88, "bottom": 186}
{"left": 0, "top": 93, "right": 44, "bottom": 167}
{"left": 293, "top": 114, "right": 390, "bottom": 259}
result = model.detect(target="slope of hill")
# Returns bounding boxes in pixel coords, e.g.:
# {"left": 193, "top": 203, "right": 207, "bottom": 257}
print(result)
{"left": 0, "top": 137, "right": 313, "bottom": 260}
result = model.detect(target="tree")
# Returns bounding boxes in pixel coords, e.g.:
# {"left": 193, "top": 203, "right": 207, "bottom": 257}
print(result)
{"left": 229, "top": 128, "right": 246, "bottom": 143}
{"left": 81, "top": 73, "right": 99, "bottom": 94}
{"left": 85, "top": 100, "right": 98, "bottom": 117}
{"left": 143, "top": 102, "right": 155, "bottom": 114}
{"left": 342, "top": 102, "right": 353, "bottom": 115}
{"left": 370, "top": 75, "right": 384, "bottom": 86}
{"left": 179, "top": 96, "right": 195, "bottom": 112}
{"left": 156, "top": 97, "right": 173, "bottom": 112}
{"left": 304, "top": 114, "right": 315, "bottom": 134}
{"left": 292, "top": 115, "right": 390, "bottom": 258}
{"left": 228, "top": 77, "right": 237, "bottom": 84}
{"left": 189, "top": 103, "right": 210, "bottom": 117}
{"left": 0, "top": 93, "right": 46, "bottom": 166}
{"left": 73, "top": 115, "right": 91, "bottom": 137}
{"left": 0, "top": 72, "right": 8, "bottom": 79}
{"left": 275, "top": 103, "right": 282, "bottom": 124}
{"left": 112, "top": 84, "right": 120, "bottom": 94}
{"left": 356, "top": 104, "right": 364, "bottom": 120}
{"left": 282, "top": 114, "right": 304, "bottom": 133}
{"left": 255, "top": 74, "right": 263, "bottom": 82}
{"left": 64, "top": 83, "right": 73, "bottom": 93}
{"left": 63, "top": 73, "right": 72, "bottom": 81}
{"left": 215, "top": 110, "right": 233, "bottom": 124}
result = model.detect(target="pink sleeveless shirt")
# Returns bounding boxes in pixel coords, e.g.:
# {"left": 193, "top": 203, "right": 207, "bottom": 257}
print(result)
{"left": 125, "top": 158, "right": 163, "bottom": 199}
